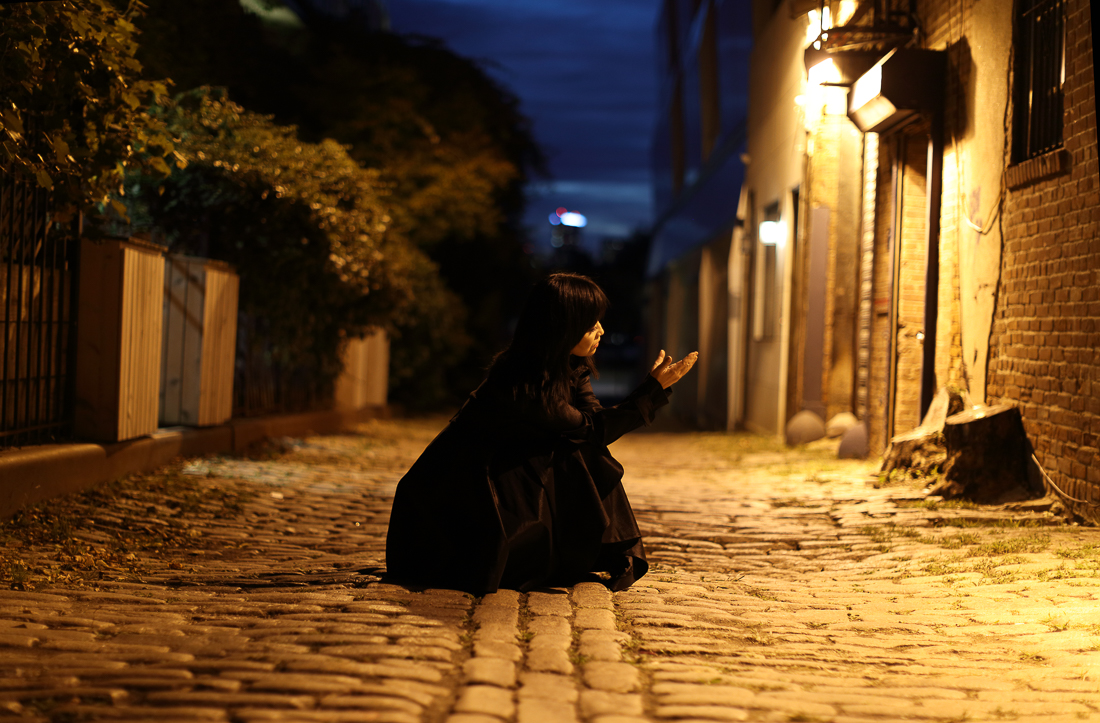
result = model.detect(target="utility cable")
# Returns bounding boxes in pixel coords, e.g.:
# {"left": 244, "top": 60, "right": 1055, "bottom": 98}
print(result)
{"left": 1032, "top": 452, "right": 1100, "bottom": 510}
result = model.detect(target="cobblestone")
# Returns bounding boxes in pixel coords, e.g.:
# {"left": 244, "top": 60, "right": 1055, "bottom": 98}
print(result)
{"left": 3, "top": 419, "right": 1100, "bottom": 722}
{"left": 464, "top": 657, "right": 517, "bottom": 687}
{"left": 455, "top": 685, "right": 516, "bottom": 718}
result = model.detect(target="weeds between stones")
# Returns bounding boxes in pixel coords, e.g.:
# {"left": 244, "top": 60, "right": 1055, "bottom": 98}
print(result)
{"left": 895, "top": 498, "right": 982, "bottom": 511}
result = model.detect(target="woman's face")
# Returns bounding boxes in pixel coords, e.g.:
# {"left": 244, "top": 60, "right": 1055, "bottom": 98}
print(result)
{"left": 570, "top": 321, "right": 604, "bottom": 357}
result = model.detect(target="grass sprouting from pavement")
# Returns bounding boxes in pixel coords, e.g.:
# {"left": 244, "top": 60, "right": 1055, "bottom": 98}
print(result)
{"left": 896, "top": 498, "right": 982, "bottom": 511}
{"left": 969, "top": 533, "right": 1050, "bottom": 556}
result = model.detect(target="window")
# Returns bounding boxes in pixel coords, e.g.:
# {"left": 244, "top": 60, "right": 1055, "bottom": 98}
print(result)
{"left": 1011, "top": 0, "right": 1064, "bottom": 162}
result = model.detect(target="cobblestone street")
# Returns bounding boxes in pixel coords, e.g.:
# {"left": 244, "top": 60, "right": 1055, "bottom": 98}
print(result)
{"left": 3, "top": 417, "right": 1100, "bottom": 723}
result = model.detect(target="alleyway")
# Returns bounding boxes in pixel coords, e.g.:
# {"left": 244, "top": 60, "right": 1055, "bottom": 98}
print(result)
{"left": 3, "top": 417, "right": 1100, "bottom": 723}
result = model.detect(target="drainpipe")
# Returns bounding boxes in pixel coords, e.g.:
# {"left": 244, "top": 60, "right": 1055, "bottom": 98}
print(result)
{"left": 920, "top": 113, "right": 944, "bottom": 419}
{"left": 886, "top": 136, "right": 904, "bottom": 443}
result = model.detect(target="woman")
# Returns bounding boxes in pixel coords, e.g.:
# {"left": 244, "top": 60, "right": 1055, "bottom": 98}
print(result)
{"left": 385, "top": 273, "right": 697, "bottom": 594}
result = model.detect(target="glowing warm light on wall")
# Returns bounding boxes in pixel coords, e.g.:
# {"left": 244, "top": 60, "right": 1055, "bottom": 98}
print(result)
{"left": 849, "top": 63, "right": 883, "bottom": 109}
{"left": 848, "top": 62, "right": 897, "bottom": 130}
{"left": 849, "top": 63, "right": 884, "bottom": 110}
{"left": 806, "top": 9, "right": 821, "bottom": 45}
{"left": 807, "top": 57, "right": 840, "bottom": 87}
{"left": 806, "top": 6, "right": 832, "bottom": 45}
{"left": 759, "top": 220, "right": 784, "bottom": 246}
{"left": 836, "top": 0, "right": 856, "bottom": 25}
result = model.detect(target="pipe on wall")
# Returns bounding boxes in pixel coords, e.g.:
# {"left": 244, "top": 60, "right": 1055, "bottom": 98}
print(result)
{"left": 886, "top": 134, "right": 904, "bottom": 442}
{"left": 920, "top": 113, "right": 944, "bottom": 418}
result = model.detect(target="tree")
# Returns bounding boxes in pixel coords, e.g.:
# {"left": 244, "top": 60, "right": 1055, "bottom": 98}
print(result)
{"left": 130, "top": 0, "right": 545, "bottom": 405}
{"left": 0, "top": 0, "right": 176, "bottom": 223}
{"left": 125, "top": 88, "right": 468, "bottom": 411}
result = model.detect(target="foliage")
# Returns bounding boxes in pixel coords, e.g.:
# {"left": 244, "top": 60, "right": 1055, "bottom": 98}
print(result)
{"left": 0, "top": 0, "right": 176, "bottom": 223}
{"left": 133, "top": 1, "right": 543, "bottom": 247}
{"left": 130, "top": 1, "right": 545, "bottom": 405}
{"left": 285, "top": 27, "right": 539, "bottom": 249}
{"left": 125, "top": 88, "right": 468, "bottom": 407}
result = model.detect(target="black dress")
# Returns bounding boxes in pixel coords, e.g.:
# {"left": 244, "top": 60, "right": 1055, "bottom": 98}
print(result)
{"left": 385, "top": 368, "right": 669, "bottom": 594}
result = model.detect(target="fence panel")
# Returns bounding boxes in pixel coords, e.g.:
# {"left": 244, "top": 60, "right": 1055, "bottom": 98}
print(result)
{"left": 74, "top": 237, "right": 165, "bottom": 442}
{"left": 161, "top": 255, "right": 239, "bottom": 426}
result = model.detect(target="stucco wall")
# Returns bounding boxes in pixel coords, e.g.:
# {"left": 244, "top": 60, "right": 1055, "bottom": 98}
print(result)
{"left": 740, "top": 3, "right": 810, "bottom": 434}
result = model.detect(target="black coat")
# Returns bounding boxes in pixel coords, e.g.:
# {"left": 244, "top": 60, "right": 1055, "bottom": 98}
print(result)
{"left": 385, "top": 370, "right": 669, "bottom": 594}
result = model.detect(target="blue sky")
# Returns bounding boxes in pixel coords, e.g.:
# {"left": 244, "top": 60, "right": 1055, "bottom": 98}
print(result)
{"left": 386, "top": 0, "right": 660, "bottom": 249}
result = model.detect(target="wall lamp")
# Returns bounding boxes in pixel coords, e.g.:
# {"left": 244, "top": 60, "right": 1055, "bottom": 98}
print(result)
{"left": 759, "top": 220, "right": 784, "bottom": 246}
{"left": 846, "top": 48, "right": 946, "bottom": 133}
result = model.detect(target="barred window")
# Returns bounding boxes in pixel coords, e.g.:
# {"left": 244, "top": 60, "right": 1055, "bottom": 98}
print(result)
{"left": 1011, "top": 0, "right": 1065, "bottom": 162}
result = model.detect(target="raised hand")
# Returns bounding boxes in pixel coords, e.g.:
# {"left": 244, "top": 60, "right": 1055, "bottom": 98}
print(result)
{"left": 650, "top": 349, "right": 699, "bottom": 389}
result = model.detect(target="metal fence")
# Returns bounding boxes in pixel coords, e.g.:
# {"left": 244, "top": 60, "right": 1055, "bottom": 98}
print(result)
{"left": 233, "top": 314, "right": 329, "bottom": 418}
{"left": 0, "top": 174, "right": 79, "bottom": 447}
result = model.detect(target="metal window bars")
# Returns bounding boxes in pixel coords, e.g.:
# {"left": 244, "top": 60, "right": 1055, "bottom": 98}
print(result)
{"left": 0, "top": 173, "right": 79, "bottom": 447}
{"left": 1014, "top": 0, "right": 1065, "bottom": 161}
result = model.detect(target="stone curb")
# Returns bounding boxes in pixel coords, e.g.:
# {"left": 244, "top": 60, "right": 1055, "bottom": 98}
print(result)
{"left": 0, "top": 405, "right": 389, "bottom": 519}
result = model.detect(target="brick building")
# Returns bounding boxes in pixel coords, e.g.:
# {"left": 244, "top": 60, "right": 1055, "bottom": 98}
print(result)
{"left": 984, "top": 0, "right": 1099, "bottom": 511}
{"left": 651, "top": 0, "right": 1099, "bottom": 514}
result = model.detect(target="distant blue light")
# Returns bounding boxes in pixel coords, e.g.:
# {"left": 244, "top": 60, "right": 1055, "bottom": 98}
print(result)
{"left": 548, "top": 213, "right": 561, "bottom": 225}
{"left": 560, "top": 211, "right": 587, "bottom": 228}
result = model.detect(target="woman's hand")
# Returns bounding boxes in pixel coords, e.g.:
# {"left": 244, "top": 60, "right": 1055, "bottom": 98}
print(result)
{"left": 650, "top": 350, "right": 699, "bottom": 389}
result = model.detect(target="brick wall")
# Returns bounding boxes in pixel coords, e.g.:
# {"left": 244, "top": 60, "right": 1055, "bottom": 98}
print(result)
{"left": 986, "top": 0, "right": 1100, "bottom": 512}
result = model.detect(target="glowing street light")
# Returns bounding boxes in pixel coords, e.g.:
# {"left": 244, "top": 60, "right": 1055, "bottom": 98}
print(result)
{"left": 559, "top": 212, "right": 587, "bottom": 228}
{"left": 549, "top": 208, "right": 587, "bottom": 228}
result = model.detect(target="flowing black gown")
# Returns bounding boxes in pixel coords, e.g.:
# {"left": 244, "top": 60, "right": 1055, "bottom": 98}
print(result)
{"left": 385, "top": 368, "right": 669, "bottom": 594}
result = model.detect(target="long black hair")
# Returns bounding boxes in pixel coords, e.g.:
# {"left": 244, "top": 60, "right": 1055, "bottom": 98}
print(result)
{"left": 488, "top": 272, "right": 608, "bottom": 411}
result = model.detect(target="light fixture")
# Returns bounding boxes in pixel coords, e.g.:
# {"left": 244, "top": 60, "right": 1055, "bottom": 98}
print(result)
{"left": 807, "top": 57, "right": 840, "bottom": 87}
{"left": 560, "top": 211, "right": 587, "bottom": 228}
{"left": 548, "top": 208, "right": 587, "bottom": 228}
{"left": 759, "top": 220, "right": 783, "bottom": 246}
{"left": 847, "top": 49, "right": 946, "bottom": 133}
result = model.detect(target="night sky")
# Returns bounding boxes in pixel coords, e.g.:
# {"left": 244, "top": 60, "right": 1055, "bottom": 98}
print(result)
{"left": 386, "top": 0, "right": 660, "bottom": 250}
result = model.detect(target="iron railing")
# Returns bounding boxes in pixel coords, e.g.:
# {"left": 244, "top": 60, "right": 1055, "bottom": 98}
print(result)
{"left": 0, "top": 174, "right": 79, "bottom": 447}
{"left": 233, "top": 314, "right": 329, "bottom": 418}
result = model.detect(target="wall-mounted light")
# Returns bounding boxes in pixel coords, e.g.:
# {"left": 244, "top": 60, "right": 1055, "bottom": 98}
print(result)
{"left": 847, "top": 49, "right": 946, "bottom": 134}
{"left": 807, "top": 57, "right": 840, "bottom": 87}
{"left": 759, "top": 220, "right": 783, "bottom": 246}
{"left": 803, "top": 47, "right": 885, "bottom": 87}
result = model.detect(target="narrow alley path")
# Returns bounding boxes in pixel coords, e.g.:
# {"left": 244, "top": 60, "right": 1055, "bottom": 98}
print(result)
{"left": 2, "top": 417, "right": 1099, "bottom": 723}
